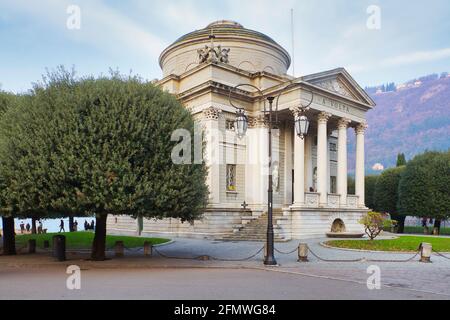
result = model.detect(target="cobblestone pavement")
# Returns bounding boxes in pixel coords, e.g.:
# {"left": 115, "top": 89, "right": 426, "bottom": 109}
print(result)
{"left": 1, "top": 236, "right": 449, "bottom": 299}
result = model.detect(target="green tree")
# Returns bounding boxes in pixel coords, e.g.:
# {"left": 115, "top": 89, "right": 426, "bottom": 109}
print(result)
{"left": 347, "top": 176, "right": 355, "bottom": 195}
{"left": 0, "top": 91, "right": 19, "bottom": 255}
{"left": 398, "top": 151, "right": 450, "bottom": 234}
{"left": 374, "top": 166, "right": 406, "bottom": 233}
{"left": 0, "top": 69, "right": 208, "bottom": 260}
{"left": 396, "top": 153, "right": 406, "bottom": 167}
{"left": 365, "top": 175, "right": 378, "bottom": 210}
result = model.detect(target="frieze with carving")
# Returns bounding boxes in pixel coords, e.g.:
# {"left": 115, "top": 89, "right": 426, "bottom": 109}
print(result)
{"left": 315, "top": 79, "right": 354, "bottom": 99}
{"left": 202, "top": 106, "right": 222, "bottom": 120}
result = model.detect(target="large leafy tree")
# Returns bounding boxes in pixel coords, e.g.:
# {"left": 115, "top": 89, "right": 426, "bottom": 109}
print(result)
{"left": 374, "top": 166, "right": 406, "bottom": 232}
{"left": 0, "top": 90, "right": 18, "bottom": 255}
{"left": 398, "top": 151, "right": 450, "bottom": 234}
{"left": 365, "top": 175, "right": 378, "bottom": 211}
{"left": 0, "top": 69, "right": 208, "bottom": 260}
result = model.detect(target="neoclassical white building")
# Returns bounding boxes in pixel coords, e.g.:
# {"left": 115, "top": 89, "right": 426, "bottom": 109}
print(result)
{"left": 107, "top": 21, "right": 375, "bottom": 240}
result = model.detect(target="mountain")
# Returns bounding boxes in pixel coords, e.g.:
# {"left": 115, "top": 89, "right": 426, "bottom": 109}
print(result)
{"left": 349, "top": 73, "right": 450, "bottom": 174}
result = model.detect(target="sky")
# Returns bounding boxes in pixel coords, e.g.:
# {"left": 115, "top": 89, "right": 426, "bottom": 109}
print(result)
{"left": 1, "top": 0, "right": 449, "bottom": 93}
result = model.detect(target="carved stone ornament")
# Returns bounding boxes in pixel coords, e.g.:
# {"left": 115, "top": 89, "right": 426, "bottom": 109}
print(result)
{"left": 337, "top": 118, "right": 352, "bottom": 130}
{"left": 317, "top": 111, "right": 332, "bottom": 123}
{"left": 355, "top": 121, "right": 368, "bottom": 134}
{"left": 248, "top": 114, "right": 266, "bottom": 128}
{"left": 202, "top": 106, "right": 222, "bottom": 120}
{"left": 198, "top": 45, "right": 230, "bottom": 64}
{"left": 315, "top": 79, "right": 353, "bottom": 99}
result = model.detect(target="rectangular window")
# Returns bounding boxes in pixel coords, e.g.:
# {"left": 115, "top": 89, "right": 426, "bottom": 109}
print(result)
{"left": 226, "top": 164, "right": 237, "bottom": 191}
{"left": 329, "top": 143, "right": 337, "bottom": 152}
{"left": 225, "top": 120, "right": 235, "bottom": 131}
{"left": 330, "top": 176, "right": 337, "bottom": 194}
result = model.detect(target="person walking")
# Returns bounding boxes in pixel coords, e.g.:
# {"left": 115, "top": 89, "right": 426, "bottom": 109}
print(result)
{"left": 20, "top": 221, "right": 25, "bottom": 234}
{"left": 59, "top": 219, "right": 65, "bottom": 232}
{"left": 26, "top": 223, "right": 31, "bottom": 233}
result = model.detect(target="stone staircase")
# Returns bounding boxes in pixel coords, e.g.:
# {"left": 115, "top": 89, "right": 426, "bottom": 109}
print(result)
{"left": 218, "top": 211, "right": 288, "bottom": 242}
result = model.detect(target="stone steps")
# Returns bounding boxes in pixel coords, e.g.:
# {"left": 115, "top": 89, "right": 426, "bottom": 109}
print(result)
{"left": 217, "top": 212, "right": 288, "bottom": 242}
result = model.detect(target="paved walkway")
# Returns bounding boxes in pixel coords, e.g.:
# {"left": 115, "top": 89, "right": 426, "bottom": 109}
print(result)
{"left": 1, "top": 236, "right": 450, "bottom": 298}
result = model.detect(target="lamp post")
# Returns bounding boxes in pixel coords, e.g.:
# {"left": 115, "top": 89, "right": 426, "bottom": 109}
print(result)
{"left": 229, "top": 82, "right": 313, "bottom": 266}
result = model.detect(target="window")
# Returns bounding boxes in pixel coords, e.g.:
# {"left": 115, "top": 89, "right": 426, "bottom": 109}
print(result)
{"left": 329, "top": 143, "right": 337, "bottom": 152}
{"left": 330, "top": 176, "right": 337, "bottom": 194}
{"left": 225, "top": 120, "right": 235, "bottom": 131}
{"left": 226, "top": 164, "right": 237, "bottom": 191}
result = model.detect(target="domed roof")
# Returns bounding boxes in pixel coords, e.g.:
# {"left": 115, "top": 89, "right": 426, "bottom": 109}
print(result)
{"left": 159, "top": 20, "right": 291, "bottom": 75}
{"left": 170, "top": 20, "right": 280, "bottom": 48}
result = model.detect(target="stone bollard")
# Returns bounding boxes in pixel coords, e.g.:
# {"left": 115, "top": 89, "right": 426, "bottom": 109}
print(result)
{"left": 43, "top": 240, "right": 50, "bottom": 249}
{"left": 144, "top": 241, "right": 153, "bottom": 257}
{"left": 28, "top": 239, "right": 36, "bottom": 254}
{"left": 298, "top": 243, "right": 309, "bottom": 262}
{"left": 53, "top": 235, "right": 66, "bottom": 261}
{"left": 420, "top": 242, "right": 432, "bottom": 263}
{"left": 115, "top": 241, "right": 124, "bottom": 258}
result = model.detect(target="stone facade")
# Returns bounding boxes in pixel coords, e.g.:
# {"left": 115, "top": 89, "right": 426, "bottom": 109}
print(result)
{"left": 107, "top": 20, "right": 376, "bottom": 240}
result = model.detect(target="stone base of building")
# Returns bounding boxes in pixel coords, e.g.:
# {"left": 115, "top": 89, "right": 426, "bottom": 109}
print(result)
{"left": 107, "top": 206, "right": 368, "bottom": 241}
{"left": 278, "top": 206, "right": 368, "bottom": 240}
{"left": 106, "top": 208, "right": 248, "bottom": 240}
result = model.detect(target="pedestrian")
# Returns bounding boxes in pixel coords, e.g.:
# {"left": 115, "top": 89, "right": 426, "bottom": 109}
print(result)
{"left": 91, "top": 220, "right": 95, "bottom": 231}
{"left": 59, "top": 219, "right": 65, "bottom": 232}
{"left": 84, "top": 220, "right": 88, "bottom": 231}
{"left": 74, "top": 220, "right": 78, "bottom": 232}
{"left": 38, "top": 220, "right": 43, "bottom": 234}
{"left": 422, "top": 217, "right": 427, "bottom": 228}
{"left": 20, "top": 221, "right": 25, "bottom": 234}
{"left": 26, "top": 223, "right": 31, "bottom": 233}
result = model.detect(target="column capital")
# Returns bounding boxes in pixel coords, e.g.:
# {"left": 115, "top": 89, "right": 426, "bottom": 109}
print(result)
{"left": 337, "top": 118, "right": 352, "bottom": 130}
{"left": 290, "top": 105, "right": 310, "bottom": 118}
{"left": 355, "top": 121, "right": 368, "bottom": 134}
{"left": 203, "top": 106, "right": 222, "bottom": 120}
{"left": 317, "top": 112, "right": 332, "bottom": 123}
{"left": 248, "top": 114, "right": 266, "bottom": 128}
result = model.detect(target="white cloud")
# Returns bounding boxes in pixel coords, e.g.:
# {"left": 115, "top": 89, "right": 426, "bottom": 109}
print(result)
{"left": 372, "top": 163, "right": 384, "bottom": 171}
{"left": 1, "top": 0, "right": 168, "bottom": 59}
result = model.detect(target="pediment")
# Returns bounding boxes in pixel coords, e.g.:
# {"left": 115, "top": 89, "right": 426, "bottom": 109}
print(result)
{"left": 303, "top": 68, "right": 375, "bottom": 107}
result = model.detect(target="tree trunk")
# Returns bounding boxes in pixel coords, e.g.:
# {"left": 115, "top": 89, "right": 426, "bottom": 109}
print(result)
{"left": 433, "top": 219, "right": 441, "bottom": 235}
{"left": 394, "top": 215, "right": 406, "bottom": 234}
{"left": 69, "top": 216, "right": 74, "bottom": 232}
{"left": 2, "top": 216, "right": 16, "bottom": 255}
{"left": 31, "top": 217, "right": 37, "bottom": 234}
{"left": 91, "top": 213, "right": 107, "bottom": 261}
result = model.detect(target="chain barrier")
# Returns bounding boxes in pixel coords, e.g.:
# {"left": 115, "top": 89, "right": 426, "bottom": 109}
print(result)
{"left": 8, "top": 240, "right": 448, "bottom": 264}
{"left": 432, "top": 249, "right": 450, "bottom": 260}
{"left": 210, "top": 246, "right": 265, "bottom": 262}
{"left": 306, "top": 244, "right": 421, "bottom": 263}
{"left": 274, "top": 247, "right": 298, "bottom": 255}
{"left": 123, "top": 246, "right": 144, "bottom": 252}
{"left": 153, "top": 246, "right": 265, "bottom": 262}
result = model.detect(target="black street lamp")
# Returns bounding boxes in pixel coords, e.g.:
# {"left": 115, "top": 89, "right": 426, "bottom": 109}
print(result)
{"left": 229, "top": 82, "right": 313, "bottom": 266}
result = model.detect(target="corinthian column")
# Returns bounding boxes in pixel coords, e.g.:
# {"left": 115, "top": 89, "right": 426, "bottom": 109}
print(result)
{"left": 355, "top": 122, "right": 368, "bottom": 208}
{"left": 203, "top": 107, "right": 222, "bottom": 205}
{"left": 337, "top": 118, "right": 351, "bottom": 206}
{"left": 317, "top": 112, "right": 331, "bottom": 206}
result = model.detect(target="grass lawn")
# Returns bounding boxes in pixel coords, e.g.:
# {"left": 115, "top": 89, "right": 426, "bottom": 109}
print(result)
{"left": 404, "top": 226, "right": 450, "bottom": 236}
{"left": 15, "top": 231, "right": 170, "bottom": 249}
{"left": 326, "top": 235, "right": 450, "bottom": 252}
